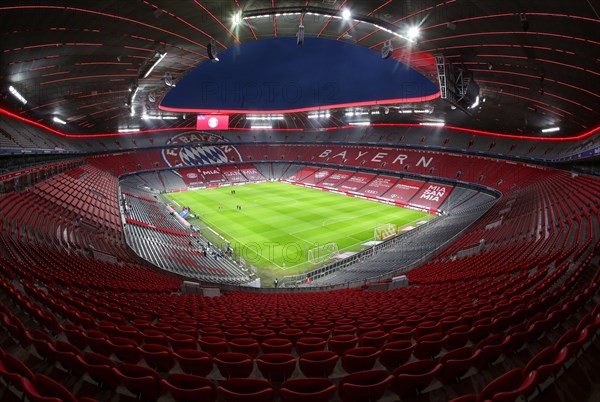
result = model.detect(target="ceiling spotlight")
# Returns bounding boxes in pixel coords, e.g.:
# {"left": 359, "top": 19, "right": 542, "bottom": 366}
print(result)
{"left": 142, "top": 52, "right": 167, "bottom": 79}
{"left": 8, "top": 85, "right": 27, "bottom": 104}
{"left": 407, "top": 26, "right": 420, "bottom": 40}
{"left": 342, "top": 9, "right": 351, "bottom": 20}
{"left": 251, "top": 124, "right": 273, "bottom": 129}
{"left": 541, "top": 126, "right": 560, "bottom": 133}
{"left": 131, "top": 87, "right": 140, "bottom": 103}
{"left": 52, "top": 116, "right": 66, "bottom": 125}
{"left": 207, "top": 42, "right": 219, "bottom": 62}
{"left": 233, "top": 12, "right": 241, "bottom": 25}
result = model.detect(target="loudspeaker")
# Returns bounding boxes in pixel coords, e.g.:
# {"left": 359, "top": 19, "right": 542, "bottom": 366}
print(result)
{"left": 207, "top": 43, "right": 219, "bottom": 62}
{"left": 163, "top": 72, "right": 175, "bottom": 87}
{"left": 381, "top": 40, "right": 393, "bottom": 59}
{"left": 297, "top": 24, "right": 305, "bottom": 46}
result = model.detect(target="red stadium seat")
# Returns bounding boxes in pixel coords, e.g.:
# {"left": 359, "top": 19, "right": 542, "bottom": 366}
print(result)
{"left": 327, "top": 335, "right": 358, "bottom": 356}
{"left": 108, "top": 337, "right": 141, "bottom": 364}
{"left": 217, "top": 378, "right": 274, "bottom": 402}
{"left": 338, "top": 370, "right": 393, "bottom": 402}
{"left": 341, "top": 347, "right": 381, "bottom": 374}
{"left": 141, "top": 329, "right": 169, "bottom": 346}
{"left": 413, "top": 332, "right": 445, "bottom": 359}
{"left": 167, "top": 333, "right": 198, "bottom": 351}
{"left": 54, "top": 340, "right": 84, "bottom": 374}
{"left": 262, "top": 338, "right": 294, "bottom": 354}
{"left": 391, "top": 359, "right": 442, "bottom": 397}
{"left": 490, "top": 370, "right": 539, "bottom": 402}
{"left": 63, "top": 324, "right": 87, "bottom": 350}
{"left": 436, "top": 347, "right": 479, "bottom": 384}
{"left": 379, "top": 340, "right": 415, "bottom": 371}
{"left": 174, "top": 349, "right": 213, "bottom": 376}
{"left": 76, "top": 352, "right": 119, "bottom": 389}
{"left": 388, "top": 326, "right": 415, "bottom": 342}
{"left": 198, "top": 336, "right": 229, "bottom": 356}
{"left": 305, "top": 327, "right": 331, "bottom": 340}
{"left": 332, "top": 325, "right": 356, "bottom": 336}
{"left": 251, "top": 328, "right": 277, "bottom": 343}
{"left": 358, "top": 330, "right": 388, "bottom": 349}
{"left": 256, "top": 353, "right": 297, "bottom": 381}
{"left": 0, "top": 352, "right": 35, "bottom": 390}
{"left": 21, "top": 374, "right": 78, "bottom": 402}
{"left": 139, "top": 343, "right": 176, "bottom": 372}
{"left": 30, "top": 330, "right": 58, "bottom": 362}
{"left": 357, "top": 322, "right": 381, "bottom": 335}
{"left": 280, "top": 378, "right": 336, "bottom": 402}
{"left": 224, "top": 328, "right": 251, "bottom": 341}
{"left": 296, "top": 337, "right": 327, "bottom": 355}
{"left": 478, "top": 367, "right": 524, "bottom": 402}
{"left": 85, "top": 330, "right": 112, "bottom": 357}
{"left": 228, "top": 337, "right": 260, "bottom": 358}
{"left": 299, "top": 351, "right": 339, "bottom": 378}
{"left": 161, "top": 373, "right": 216, "bottom": 401}
{"left": 279, "top": 328, "right": 304, "bottom": 345}
{"left": 214, "top": 352, "right": 254, "bottom": 378}
{"left": 112, "top": 363, "right": 162, "bottom": 400}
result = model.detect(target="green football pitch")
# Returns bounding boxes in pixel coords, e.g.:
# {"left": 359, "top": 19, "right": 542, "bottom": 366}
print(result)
{"left": 165, "top": 181, "right": 434, "bottom": 284}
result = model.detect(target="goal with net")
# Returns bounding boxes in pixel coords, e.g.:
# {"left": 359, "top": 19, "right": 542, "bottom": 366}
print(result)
{"left": 374, "top": 223, "right": 399, "bottom": 241}
{"left": 307, "top": 242, "right": 339, "bottom": 265}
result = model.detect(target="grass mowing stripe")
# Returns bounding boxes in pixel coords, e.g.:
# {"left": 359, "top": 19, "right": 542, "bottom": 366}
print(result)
{"left": 166, "top": 181, "right": 434, "bottom": 285}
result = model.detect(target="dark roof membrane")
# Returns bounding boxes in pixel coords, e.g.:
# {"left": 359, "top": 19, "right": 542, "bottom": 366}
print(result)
{"left": 160, "top": 37, "right": 439, "bottom": 113}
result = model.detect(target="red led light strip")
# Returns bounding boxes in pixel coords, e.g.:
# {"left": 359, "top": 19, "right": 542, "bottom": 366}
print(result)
{"left": 158, "top": 93, "right": 441, "bottom": 114}
{"left": 40, "top": 74, "right": 136, "bottom": 86}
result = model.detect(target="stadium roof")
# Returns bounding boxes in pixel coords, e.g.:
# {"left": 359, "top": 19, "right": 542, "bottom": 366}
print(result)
{"left": 1, "top": 1, "right": 599, "bottom": 139}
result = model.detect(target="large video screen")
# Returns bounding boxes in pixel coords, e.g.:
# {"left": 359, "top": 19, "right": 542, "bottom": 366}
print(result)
{"left": 196, "top": 114, "right": 229, "bottom": 130}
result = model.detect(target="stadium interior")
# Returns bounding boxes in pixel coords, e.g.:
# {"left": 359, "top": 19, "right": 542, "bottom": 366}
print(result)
{"left": 0, "top": 1, "right": 599, "bottom": 401}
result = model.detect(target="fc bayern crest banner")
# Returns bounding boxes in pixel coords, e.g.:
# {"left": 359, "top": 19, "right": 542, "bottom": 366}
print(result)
{"left": 196, "top": 114, "right": 229, "bottom": 130}
{"left": 162, "top": 132, "right": 243, "bottom": 171}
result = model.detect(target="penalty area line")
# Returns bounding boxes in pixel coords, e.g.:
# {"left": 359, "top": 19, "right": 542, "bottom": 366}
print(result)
{"left": 167, "top": 196, "right": 181, "bottom": 209}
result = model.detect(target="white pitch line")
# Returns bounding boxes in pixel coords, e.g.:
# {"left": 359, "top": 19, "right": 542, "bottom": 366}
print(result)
{"left": 168, "top": 197, "right": 182, "bottom": 209}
